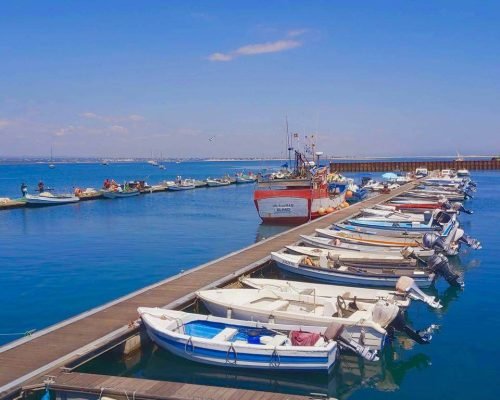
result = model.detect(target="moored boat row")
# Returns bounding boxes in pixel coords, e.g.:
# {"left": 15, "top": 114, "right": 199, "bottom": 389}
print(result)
{"left": 138, "top": 170, "right": 481, "bottom": 376}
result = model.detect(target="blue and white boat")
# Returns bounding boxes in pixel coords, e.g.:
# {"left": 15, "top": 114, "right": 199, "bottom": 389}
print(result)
{"left": 271, "top": 251, "right": 436, "bottom": 288}
{"left": 138, "top": 308, "right": 377, "bottom": 372}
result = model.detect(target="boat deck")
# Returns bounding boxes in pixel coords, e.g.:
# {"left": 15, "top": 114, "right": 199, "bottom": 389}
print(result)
{"left": 0, "top": 181, "right": 419, "bottom": 400}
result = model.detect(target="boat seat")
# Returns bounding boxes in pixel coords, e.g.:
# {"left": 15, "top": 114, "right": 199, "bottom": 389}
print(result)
{"left": 261, "top": 334, "right": 288, "bottom": 347}
{"left": 322, "top": 301, "right": 338, "bottom": 317}
{"left": 212, "top": 327, "right": 238, "bottom": 342}
{"left": 258, "top": 300, "right": 290, "bottom": 312}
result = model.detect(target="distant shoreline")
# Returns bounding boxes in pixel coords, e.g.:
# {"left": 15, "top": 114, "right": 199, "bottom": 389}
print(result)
{"left": 0, "top": 154, "right": 497, "bottom": 165}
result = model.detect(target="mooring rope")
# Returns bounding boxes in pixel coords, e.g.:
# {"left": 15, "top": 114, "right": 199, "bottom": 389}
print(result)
{"left": 0, "top": 329, "right": 36, "bottom": 337}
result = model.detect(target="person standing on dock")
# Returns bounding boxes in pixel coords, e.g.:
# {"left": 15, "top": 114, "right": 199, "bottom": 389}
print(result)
{"left": 21, "top": 182, "right": 28, "bottom": 197}
{"left": 38, "top": 181, "right": 44, "bottom": 193}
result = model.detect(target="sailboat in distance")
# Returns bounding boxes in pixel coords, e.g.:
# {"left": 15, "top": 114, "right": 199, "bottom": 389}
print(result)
{"left": 49, "top": 146, "right": 55, "bottom": 169}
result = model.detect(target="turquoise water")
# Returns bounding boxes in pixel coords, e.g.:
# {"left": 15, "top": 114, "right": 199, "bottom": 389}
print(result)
{"left": 1, "top": 164, "right": 499, "bottom": 399}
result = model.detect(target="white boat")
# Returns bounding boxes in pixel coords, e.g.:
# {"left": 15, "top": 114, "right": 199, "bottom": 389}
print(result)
{"left": 102, "top": 188, "right": 140, "bottom": 198}
{"left": 316, "top": 228, "right": 426, "bottom": 247}
{"left": 206, "top": 178, "right": 231, "bottom": 187}
{"left": 359, "top": 207, "right": 427, "bottom": 222}
{"left": 197, "top": 288, "right": 433, "bottom": 350}
{"left": 285, "top": 245, "right": 417, "bottom": 266}
{"left": 236, "top": 173, "right": 257, "bottom": 183}
{"left": 300, "top": 234, "right": 435, "bottom": 258}
{"left": 168, "top": 178, "right": 196, "bottom": 191}
{"left": 25, "top": 192, "right": 79, "bottom": 206}
{"left": 456, "top": 169, "right": 470, "bottom": 177}
{"left": 240, "top": 277, "right": 441, "bottom": 309}
{"left": 271, "top": 251, "right": 435, "bottom": 289}
{"left": 138, "top": 308, "right": 378, "bottom": 371}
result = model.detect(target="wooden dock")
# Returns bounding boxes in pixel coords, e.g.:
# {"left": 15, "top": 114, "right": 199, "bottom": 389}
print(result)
{"left": 330, "top": 159, "right": 500, "bottom": 172}
{"left": 0, "top": 181, "right": 419, "bottom": 400}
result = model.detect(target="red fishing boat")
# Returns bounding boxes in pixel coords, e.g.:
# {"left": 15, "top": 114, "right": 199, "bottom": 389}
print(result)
{"left": 254, "top": 151, "right": 347, "bottom": 224}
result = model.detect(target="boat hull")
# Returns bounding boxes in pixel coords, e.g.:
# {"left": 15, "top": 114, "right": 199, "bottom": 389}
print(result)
{"left": 273, "top": 257, "right": 434, "bottom": 289}
{"left": 24, "top": 194, "right": 80, "bottom": 206}
{"left": 254, "top": 188, "right": 346, "bottom": 224}
{"left": 102, "top": 190, "right": 140, "bottom": 198}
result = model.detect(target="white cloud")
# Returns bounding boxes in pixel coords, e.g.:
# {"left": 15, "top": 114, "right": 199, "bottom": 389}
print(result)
{"left": 81, "top": 112, "right": 99, "bottom": 119}
{"left": 109, "top": 125, "right": 127, "bottom": 134}
{"left": 0, "top": 119, "right": 14, "bottom": 130}
{"left": 208, "top": 52, "right": 234, "bottom": 62}
{"left": 235, "top": 40, "right": 301, "bottom": 56}
{"left": 128, "top": 114, "right": 145, "bottom": 121}
{"left": 208, "top": 38, "right": 303, "bottom": 62}
{"left": 80, "top": 112, "right": 145, "bottom": 123}
{"left": 287, "top": 29, "right": 308, "bottom": 38}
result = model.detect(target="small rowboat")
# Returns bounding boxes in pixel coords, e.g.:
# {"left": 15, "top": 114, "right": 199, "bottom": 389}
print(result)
{"left": 240, "top": 277, "right": 441, "bottom": 309}
{"left": 197, "top": 287, "right": 434, "bottom": 350}
{"left": 300, "top": 234, "right": 435, "bottom": 258}
{"left": 271, "top": 251, "right": 435, "bottom": 289}
{"left": 138, "top": 308, "right": 378, "bottom": 371}
{"left": 316, "top": 228, "right": 423, "bottom": 247}
{"left": 102, "top": 189, "right": 140, "bottom": 198}
{"left": 236, "top": 173, "right": 257, "bottom": 183}
{"left": 285, "top": 245, "right": 417, "bottom": 267}
{"left": 168, "top": 179, "right": 196, "bottom": 191}
{"left": 25, "top": 192, "right": 80, "bottom": 206}
{"left": 206, "top": 178, "right": 232, "bottom": 187}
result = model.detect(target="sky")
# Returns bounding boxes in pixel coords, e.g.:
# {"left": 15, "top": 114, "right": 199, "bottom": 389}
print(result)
{"left": 0, "top": 0, "right": 499, "bottom": 159}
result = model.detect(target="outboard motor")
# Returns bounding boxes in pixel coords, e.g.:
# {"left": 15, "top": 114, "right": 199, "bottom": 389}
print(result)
{"left": 323, "top": 322, "right": 379, "bottom": 361}
{"left": 451, "top": 202, "right": 473, "bottom": 215}
{"left": 426, "top": 253, "right": 464, "bottom": 288}
{"left": 396, "top": 276, "right": 442, "bottom": 309}
{"left": 423, "top": 211, "right": 432, "bottom": 224}
{"left": 458, "top": 233, "right": 482, "bottom": 250}
{"left": 372, "top": 301, "right": 433, "bottom": 345}
{"left": 423, "top": 232, "right": 447, "bottom": 252}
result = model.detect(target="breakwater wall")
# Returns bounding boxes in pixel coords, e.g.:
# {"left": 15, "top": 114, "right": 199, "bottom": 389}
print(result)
{"left": 330, "top": 159, "right": 500, "bottom": 172}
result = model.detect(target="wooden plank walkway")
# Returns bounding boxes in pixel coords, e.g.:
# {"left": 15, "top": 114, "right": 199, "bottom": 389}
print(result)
{"left": 46, "top": 372, "right": 313, "bottom": 400}
{"left": 0, "top": 181, "right": 418, "bottom": 399}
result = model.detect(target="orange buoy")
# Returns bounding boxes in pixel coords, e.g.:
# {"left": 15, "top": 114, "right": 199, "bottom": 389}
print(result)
{"left": 346, "top": 190, "right": 353, "bottom": 199}
{"left": 326, "top": 207, "right": 334, "bottom": 213}
{"left": 318, "top": 207, "right": 326, "bottom": 215}
{"left": 343, "top": 201, "right": 350, "bottom": 208}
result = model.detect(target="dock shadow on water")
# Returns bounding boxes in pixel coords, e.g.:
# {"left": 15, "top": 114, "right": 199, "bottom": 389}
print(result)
{"left": 76, "top": 340, "right": 431, "bottom": 400}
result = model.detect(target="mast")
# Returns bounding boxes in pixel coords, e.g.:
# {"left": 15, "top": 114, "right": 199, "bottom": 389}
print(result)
{"left": 286, "top": 116, "right": 293, "bottom": 170}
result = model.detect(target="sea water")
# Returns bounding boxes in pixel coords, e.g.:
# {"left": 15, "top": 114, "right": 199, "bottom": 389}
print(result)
{"left": 1, "top": 163, "right": 498, "bottom": 399}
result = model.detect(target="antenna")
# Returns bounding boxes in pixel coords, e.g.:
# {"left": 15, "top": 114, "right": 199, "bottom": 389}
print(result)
{"left": 286, "top": 116, "right": 293, "bottom": 169}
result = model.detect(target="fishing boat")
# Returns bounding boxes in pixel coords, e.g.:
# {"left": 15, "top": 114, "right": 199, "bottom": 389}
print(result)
{"left": 285, "top": 245, "right": 417, "bottom": 267}
{"left": 206, "top": 177, "right": 232, "bottom": 187}
{"left": 456, "top": 169, "right": 470, "bottom": 177}
{"left": 236, "top": 173, "right": 257, "bottom": 184}
{"left": 359, "top": 207, "right": 428, "bottom": 222}
{"left": 168, "top": 178, "right": 196, "bottom": 191}
{"left": 74, "top": 187, "right": 103, "bottom": 201}
{"left": 138, "top": 308, "right": 378, "bottom": 371}
{"left": 254, "top": 151, "right": 347, "bottom": 224}
{"left": 25, "top": 192, "right": 80, "bottom": 206}
{"left": 299, "top": 234, "right": 435, "bottom": 258}
{"left": 240, "top": 277, "right": 441, "bottom": 309}
{"left": 270, "top": 251, "right": 438, "bottom": 289}
{"left": 317, "top": 228, "right": 425, "bottom": 247}
{"left": 102, "top": 188, "right": 140, "bottom": 198}
{"left": 197, "top": 288, "right": 434, "bottom": 350}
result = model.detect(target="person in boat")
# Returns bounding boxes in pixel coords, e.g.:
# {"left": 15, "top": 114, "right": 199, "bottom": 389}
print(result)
{"left": 103, "top": 179, "right": 111, "bottom": 189}
{"left": 21, "top": 182, "right": 28, "bottom": 197}
{"left": 38, "top": 181, "right": 44, "bottom": 193}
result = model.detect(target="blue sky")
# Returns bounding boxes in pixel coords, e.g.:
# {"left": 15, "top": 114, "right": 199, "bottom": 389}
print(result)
{"left": 0, "top": 1, "right": 499, "bottom": 158}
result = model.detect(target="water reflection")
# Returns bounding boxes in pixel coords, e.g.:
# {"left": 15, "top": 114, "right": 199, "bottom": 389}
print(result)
{"left": 78, "top": 342, "right": 431, "bottom": 399}
{"left": 254, "top": 223, "right": 297, "bottom": 243}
